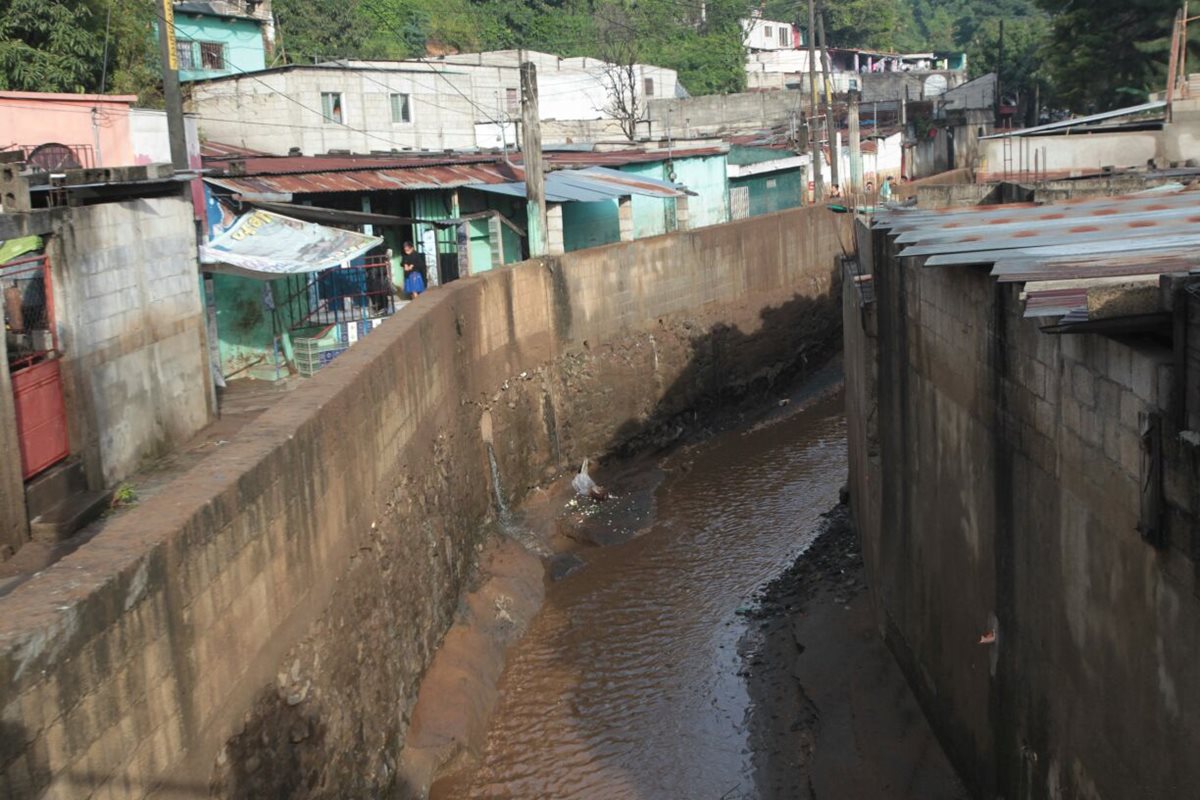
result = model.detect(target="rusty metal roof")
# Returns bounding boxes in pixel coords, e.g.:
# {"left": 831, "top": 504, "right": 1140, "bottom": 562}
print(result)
{"left": 533, "top": 146, "right": 728, "bottom": 167}
{"left": 205, "top": 160, "right": 525, "bottom": 197}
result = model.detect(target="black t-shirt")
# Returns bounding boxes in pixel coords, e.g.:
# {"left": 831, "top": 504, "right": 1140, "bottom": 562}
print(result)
{"left": 401, "top": 250, "right": 427, "bottom": 280}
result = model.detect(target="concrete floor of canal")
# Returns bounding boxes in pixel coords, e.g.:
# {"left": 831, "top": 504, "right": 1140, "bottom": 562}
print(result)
{"left": 431, "top": 376, "right": 966, "bottom": 799}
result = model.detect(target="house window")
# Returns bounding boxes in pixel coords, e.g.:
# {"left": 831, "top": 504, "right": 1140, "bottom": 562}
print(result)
{"left": 175, "top": 40, "right": 196, "bottom": 71}
{"left": 390, "top": 93, "right": 410, "bottom": 123}
{"left": 764, "top": 25, "right": 773, "bottom": 39}
{"left": 506, "top": 88, "right": 519, "bottom": 114}
{"left": 198, "top": 41, "right": 226, "bottom": 70}
{"left": 322, "top": 92, "right": 343, "bottom": 124}
{"left": 779, "top": 28, "right": 789, "bottom": 46}
{"left": 643, "top": 77, "right": 655, "bottom": 97}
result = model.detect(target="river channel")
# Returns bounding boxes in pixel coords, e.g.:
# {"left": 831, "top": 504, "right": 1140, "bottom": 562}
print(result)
{"left": 430, "top": 376, "right": 962, "bottom": 799}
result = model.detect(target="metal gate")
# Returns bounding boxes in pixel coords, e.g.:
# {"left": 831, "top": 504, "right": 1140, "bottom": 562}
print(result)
{"left": 4, "top": 255, "right": 69, "bottom": 479}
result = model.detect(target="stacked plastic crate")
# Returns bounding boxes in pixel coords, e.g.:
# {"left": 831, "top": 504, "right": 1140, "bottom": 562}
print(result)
{"left": 294, "top": 317, "right": 387, "bottom": 377}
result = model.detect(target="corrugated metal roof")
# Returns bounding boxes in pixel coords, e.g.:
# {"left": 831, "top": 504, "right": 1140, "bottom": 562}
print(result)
{"left": 534, "top": 146, "right": 728, "bottom": 167}
{"left": 469, "top": 166, "right": 686, "bottom": 202}
{"left": 206, "top": 161, "right": 525, "bottom": 196}
{"left": 874, "top": 185, "right": 1200, "bottom": 325}
{"left": 979, "top": 100, "right": 1166, "bottom": 139}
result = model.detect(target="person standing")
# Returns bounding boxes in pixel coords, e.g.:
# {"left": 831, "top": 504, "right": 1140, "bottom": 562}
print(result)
{"left": 880, "top": 176, "right": 894, "bottom": 202}
{"left": 400, "top": 241, "right": 426, "bottom": 299}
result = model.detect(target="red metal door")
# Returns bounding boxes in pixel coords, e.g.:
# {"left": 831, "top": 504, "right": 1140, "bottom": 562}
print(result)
{"left": 12, "top": 360, "right": 69, "bottom": 479}
{"left": 4, "top": 255, "right": 69, "bottom": 479}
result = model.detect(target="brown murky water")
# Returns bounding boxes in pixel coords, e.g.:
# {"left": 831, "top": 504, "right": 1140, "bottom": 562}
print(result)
{"left": 435, "top": 391, "right": 847, "bottom": 800}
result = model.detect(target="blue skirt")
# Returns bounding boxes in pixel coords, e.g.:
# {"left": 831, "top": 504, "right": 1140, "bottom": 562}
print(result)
{"left": 404, "top": 271, "right": 426, "bottom": 295}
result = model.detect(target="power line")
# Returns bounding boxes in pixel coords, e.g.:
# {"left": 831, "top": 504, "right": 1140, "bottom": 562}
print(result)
{"left": 357, "top": 0, "right": 507, "bottom": 127}
{"left": 161, "top": 14, "right": 411, "bottom": 150}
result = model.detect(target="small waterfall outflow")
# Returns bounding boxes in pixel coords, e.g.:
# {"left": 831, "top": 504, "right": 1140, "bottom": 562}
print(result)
{"left": 485, "top": 442, "right": 510, "bottom": 520}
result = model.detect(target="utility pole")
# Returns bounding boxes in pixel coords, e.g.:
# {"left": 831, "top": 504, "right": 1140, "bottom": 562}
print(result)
{"left": 806, "top": 0, "right": 823, "bottom": 201}
{"left": 996, "top": 18, "right": 1005, "bottom": 127}
{"left": 848, "top": 91, "right": 862, "bottom": 194}
{"left": 155, "top": 0, "right": 189, "bottom": 170}
{"left": 520, "top": 61, "right": 548, "bottom": 257}
{"left": 816, "top": 6, "right": 839, "bottom": 191}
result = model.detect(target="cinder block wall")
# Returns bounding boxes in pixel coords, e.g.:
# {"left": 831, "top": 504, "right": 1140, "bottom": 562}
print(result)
{"left": 48, "top": 193, "right": 212, "bottom": 488}
{"left": 0, "top": 206, "right": 847, "bottom": 799}
{"left": 846, "top": 225, "right": 1200, "bottom": 799}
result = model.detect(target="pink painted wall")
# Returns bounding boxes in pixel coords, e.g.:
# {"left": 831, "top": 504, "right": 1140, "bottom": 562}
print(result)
{"left": 0, "top": 92, "right": 138, "bottom": 168}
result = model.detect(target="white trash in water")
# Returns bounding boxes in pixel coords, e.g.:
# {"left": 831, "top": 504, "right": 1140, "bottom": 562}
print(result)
{"left": 573, "top": 458, "right": 598, "bottom": 497}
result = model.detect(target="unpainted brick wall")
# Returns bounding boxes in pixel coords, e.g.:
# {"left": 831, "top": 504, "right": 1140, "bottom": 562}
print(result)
{"left": 48, "top": 193, "right": 211, "bottom": 487}
{"left": 848, "top": 225, "right": 1200, "bottom": 800}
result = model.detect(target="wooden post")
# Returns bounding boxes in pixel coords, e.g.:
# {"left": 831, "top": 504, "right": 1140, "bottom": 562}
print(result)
{"left": 807, "top": 0, "right": 824, "bottom": 201}
{"left": 155, "top": 0, "right": 189, "bottom": 170}
{"left": 848, "top": 91, "right": 862, "bottom": 193}
{"left": 521, "top": 61, "right": 549, "bottom": 257}
{"left": 817, "top": 6, "right": 839, "bottom": 191}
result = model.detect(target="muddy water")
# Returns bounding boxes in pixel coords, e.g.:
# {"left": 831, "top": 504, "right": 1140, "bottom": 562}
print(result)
{"left": 434, "top": 390, "right": 847, "bottom": 800}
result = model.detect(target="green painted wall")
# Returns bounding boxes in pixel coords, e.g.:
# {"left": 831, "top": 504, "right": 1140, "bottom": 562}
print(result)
{"left": 563, "top": 200, "right": 621, "bottom": 251}
{"left": 622, "top": 154, "right": 729, "bottom": 235}
{"left": 212, "top": 273, "right": 301, "bottom": 381}
{"left": 171, "top": 14, "right": 266, "bottom": 82}
{"left": 730, "top": 169, "right": 805, "bottom": 217}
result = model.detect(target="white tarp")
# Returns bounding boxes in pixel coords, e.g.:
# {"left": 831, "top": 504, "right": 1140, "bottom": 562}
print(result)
{"left": 199, "top": 209, "right": 382, "bottom": 278}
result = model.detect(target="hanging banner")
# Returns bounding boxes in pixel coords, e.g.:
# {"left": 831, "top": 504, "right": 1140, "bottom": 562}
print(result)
{"left": 199, "top": 209, "right": 382, "bottom": 278}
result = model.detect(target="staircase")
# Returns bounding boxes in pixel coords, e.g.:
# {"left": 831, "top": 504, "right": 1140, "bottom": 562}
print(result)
{"left": 24, "top": 459, "right": 111, "bottom": 544}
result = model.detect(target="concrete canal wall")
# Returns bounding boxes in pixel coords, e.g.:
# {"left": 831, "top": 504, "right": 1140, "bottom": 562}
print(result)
{"left": 845, "top": 219, "right": 1200, "bottom": 799}
{"left": 0, "top": 206, "right": 847, "bottom": 799}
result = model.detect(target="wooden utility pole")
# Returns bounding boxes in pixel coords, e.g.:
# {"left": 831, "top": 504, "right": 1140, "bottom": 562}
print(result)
{"left": 848, "top": 91, "right": 862, "bottom": 193}
{"left": 520, "top": 61, "right": 548, "bottom": 257}
{"left": 155, "top": 0, "right": 189, "bottom": 170}
{"left": 806, "top": 0, "right": 823, "bottom": 201}
{"left": 816, "top": 6, "right": 839, "bottom": 190}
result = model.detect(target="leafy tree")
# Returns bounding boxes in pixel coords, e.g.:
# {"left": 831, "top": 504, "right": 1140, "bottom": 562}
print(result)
{"left": 822, "top": 0, "right": 905, "bottom": 51}
{"left": 1035, "top": 0, "right": 1194, "bottom": 112}
{"left": 274, "top": 0, "right": 368, "bottom": 63}
{"left": 0, "top": 0, "right": 106, "bottom": 92}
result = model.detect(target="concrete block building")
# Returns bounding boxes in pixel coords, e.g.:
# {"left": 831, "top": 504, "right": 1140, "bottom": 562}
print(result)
{"left": 0, "top": 170, "right": 213, "bottom": 560}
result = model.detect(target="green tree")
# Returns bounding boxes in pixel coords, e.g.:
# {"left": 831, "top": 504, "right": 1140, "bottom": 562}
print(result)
{"left": 1036, "top": 0, "right": 1191, "bottom": 112}
{"left": 0, "top": 0, "right": 106, "bottom": 92}
{"left": 274, "top": 0, "right": 368, "bottom": 63}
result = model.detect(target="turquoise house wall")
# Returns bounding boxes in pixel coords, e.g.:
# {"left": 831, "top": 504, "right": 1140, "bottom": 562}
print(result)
{"left": 172, "top": 14, "right": 266, "bottom": 82}
{"left": 621, "top": 154, "right": 729, "bottom": 235}
{"left": 563, "top": 200, "right": 621, "bottom": 251}
{"left": 212, "top": 273, "right": 300, "bottom": 381}
{"left": 730, "top": 169, "right": 804, "bottom": 217}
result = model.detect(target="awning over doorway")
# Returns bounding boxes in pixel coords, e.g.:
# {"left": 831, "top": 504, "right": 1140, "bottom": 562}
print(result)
{"left": 199, "top": 209, "right": 383, "bottom": 278}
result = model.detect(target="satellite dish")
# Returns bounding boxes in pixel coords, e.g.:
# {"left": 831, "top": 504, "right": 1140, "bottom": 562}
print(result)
{"left": 923, "top": 74, "right": 949, "bottom": 98}
{"left": 27, "top": 143, "right": 81, "bottom": 172}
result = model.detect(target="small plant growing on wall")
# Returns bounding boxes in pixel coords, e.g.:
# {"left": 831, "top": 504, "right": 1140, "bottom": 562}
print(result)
{"left": 111, "top": 483, "right": 138, "bottom": 508}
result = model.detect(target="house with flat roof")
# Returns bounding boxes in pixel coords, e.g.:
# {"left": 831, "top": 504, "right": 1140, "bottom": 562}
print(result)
{"left": 171, "top": 0, "right": 273, "bottom": 82}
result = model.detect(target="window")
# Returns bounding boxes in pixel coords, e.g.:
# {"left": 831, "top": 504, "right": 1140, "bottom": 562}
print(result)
{"left": 505, "top": 88, "right": 519, "bottom": 115}
{"left": 390, "top": 93, "right": 410, "bottom": 123}
{"left": 175, "top": 40, "right": 196, "bottom": 70}
{"left": 764, "top": 25, "right": 773, "bottom": 39}
{"left": 779, "top": 28, "right": 789, "bottom": 46}
{"left": 643, "top": 77, "right": 655, "bottom": 97}
{"left": 322, "top": 92, "right": 343, "bottom": 125}
{"left": 198, "top": 41, "right": 225, "bottom": 70}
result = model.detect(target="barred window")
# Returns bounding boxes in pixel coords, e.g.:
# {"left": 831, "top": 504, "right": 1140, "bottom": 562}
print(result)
{"left": 175, "top": 41, "right": 196, "bottom": 70}
{"left": 199, "top": 41, "right": 225, "bottom": 70}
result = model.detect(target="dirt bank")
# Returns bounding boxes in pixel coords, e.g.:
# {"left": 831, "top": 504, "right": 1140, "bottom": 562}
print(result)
{"left": 744, "top": 503, "right": 969, "bottom": 800}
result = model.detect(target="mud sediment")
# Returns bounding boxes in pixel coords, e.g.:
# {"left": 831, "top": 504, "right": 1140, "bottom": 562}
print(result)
{"left": 743, "top": 504, "right": 969, "bottom": 800}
